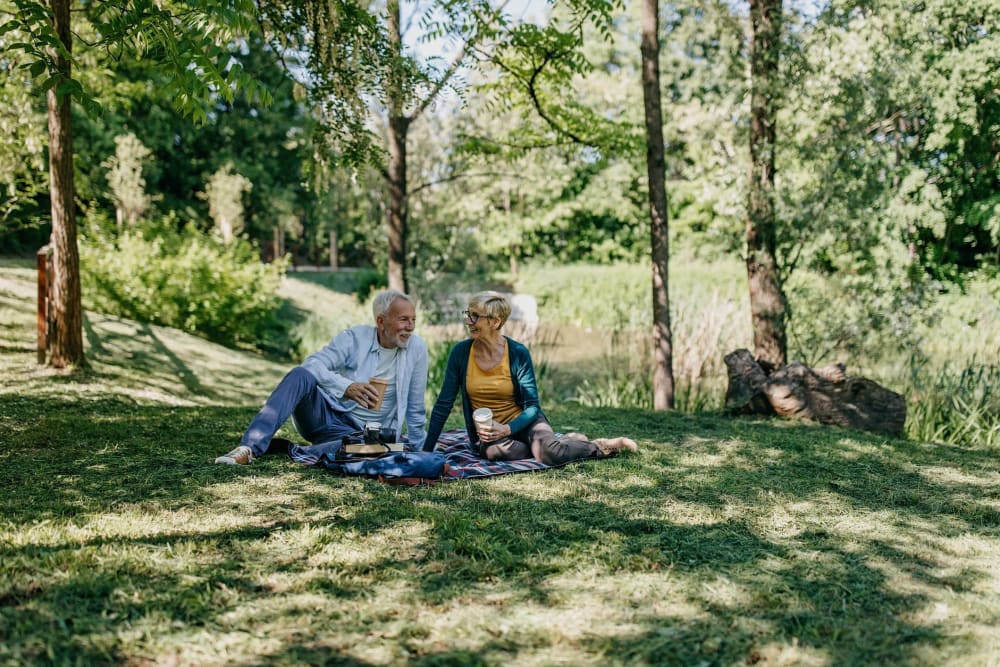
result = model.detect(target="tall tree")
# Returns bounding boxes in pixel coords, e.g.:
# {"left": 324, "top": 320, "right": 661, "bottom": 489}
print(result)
{"left": 384, "top": 0, "right": 411, "bottom": 292}
{"left": 3, "top": 0, "right": 265, "bottom": 367}
{"left": 488, "top": 0, "right": 673, "bottom": 407}
{"left": 45, "top": 0, "right": 82, "bottom": 366}
{"left": 746, "top": 0, "right": 787, "bottom": 366}
{"left": 640, "top": 0, "right": 674, "bottom": 409}
{"left": 261, "top": 1, "right": 511, "bottom": 293}
{"left": 383, "top": 0, "right": 512, "bottom": 292}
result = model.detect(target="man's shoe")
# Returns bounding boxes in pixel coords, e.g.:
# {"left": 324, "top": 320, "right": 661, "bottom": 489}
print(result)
{"left": 593, "top": 437, "right": 638, "bottom": 457}
{"left": 215, "top": 445, "right": 255, "bottom": 465}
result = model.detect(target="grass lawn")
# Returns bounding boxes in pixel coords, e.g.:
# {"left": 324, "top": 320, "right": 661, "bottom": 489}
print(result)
{"left": 2, "top": 259, "right": 999, "bottom": 666}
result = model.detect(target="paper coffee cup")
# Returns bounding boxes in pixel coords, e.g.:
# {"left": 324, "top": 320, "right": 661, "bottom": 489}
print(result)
{"left": 369, "top": 377, "right": 389, "bottom": 410}
{"left": 473, "top": 407, "right": 492, "bottom": 425}
{"left": 473, "top": 407, "right": 493, "bottom": 439}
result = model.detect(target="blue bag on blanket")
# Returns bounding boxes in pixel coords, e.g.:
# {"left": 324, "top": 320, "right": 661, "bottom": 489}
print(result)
{"left": 315, "top": 450, "right": 447, "bottom": 480}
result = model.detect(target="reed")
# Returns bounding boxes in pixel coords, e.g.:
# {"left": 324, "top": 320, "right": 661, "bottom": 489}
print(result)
{"left": 570, "top": 288, "right": 750, "bottom": 412}
{"left": 904, "top": 358, "right": 1000, "bottom": 447}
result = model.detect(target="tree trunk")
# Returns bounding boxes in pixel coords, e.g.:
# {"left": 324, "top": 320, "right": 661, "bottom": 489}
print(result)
{"left": 386, "top": 114, "right": 409, "bottom": 293}
{"left": 641, "top": 0, "right": 675, "bottom": 410}
{"left": 46, "top": 0, "right": 83, "bottom": 368}
{"left": 329, "top": 230, "right": 338, "bottom": 269}
{"left": 385, "top": 0, "right": 408, "bottom": 293}
{"left": 746, "top": 0, "right": 787, "bottom": 367}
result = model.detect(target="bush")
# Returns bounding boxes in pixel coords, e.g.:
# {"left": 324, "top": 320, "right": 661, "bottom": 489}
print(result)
{"left": 81, "top": 225, "right": 288, "bottom": 350}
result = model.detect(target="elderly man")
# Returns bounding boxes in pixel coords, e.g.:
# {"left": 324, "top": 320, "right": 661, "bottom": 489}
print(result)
{"left": 215, "top": 289, "right": 428, "bottom": 465}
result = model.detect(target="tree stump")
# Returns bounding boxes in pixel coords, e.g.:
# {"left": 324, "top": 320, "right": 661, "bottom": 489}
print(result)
{"left": 724, "top": 349, "right": 907, "bottom": 437}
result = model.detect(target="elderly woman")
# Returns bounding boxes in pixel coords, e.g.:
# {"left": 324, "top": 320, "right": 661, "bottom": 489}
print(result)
{"left": 422, "top": 291, "right": 637, "bottom": 464}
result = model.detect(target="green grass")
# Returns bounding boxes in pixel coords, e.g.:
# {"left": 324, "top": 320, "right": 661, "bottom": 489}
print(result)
{"left": 3, "top": 259, "right": 1000, "bottom": 666}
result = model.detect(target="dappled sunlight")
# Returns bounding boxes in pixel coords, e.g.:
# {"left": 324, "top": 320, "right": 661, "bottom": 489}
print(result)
{"left": 674, "top": 436, "right": 788, "bottom": 473}
{"left": 592, "top": 471, "right": 659, "bottom": 495}
{"left": 199, "top": 476, "right": 356, "bottom": 523}
{"left": 2, "top": 508, "right": 233, "bottom": 548}
{"left": 653, "top": 498, "right": 726, "bottom": 526}
{"left": 755, "top": 501, "right": 819, "bottom": 541}
{"left": 752, "top": 640, "right": 831, "bottom": 667}
{"left": 473, "top": 472, "right": 605, "bottom": 502}
{"left": 919, "top": 465, "right": 1000, "bottom": 488}
{"left": 145, "top": 592, "right": 358, "bottom": 663}
{"left": 84, "top": 312, "right": 286, "bottom": 407}
{"left": 0, "top": 264, "right": 286, "bottom": 409}
{"left": 278, "top": 274, "right": 365, "bottom": 316}
{"left": 699, "top": 573, "right": 755, "bottom": 609}
{"left": 418, "top": 571, "right": 695, "bottom": 664}
{"left": 210, "top": 580, "right": 423, "bottom": 664}
{"left": 307, "top": 520, "right": 434, "bottom": 570}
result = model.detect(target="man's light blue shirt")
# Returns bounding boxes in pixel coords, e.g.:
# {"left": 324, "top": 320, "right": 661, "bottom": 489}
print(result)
{"left": 300, "top": 324, "right": 428, "bottom": 450}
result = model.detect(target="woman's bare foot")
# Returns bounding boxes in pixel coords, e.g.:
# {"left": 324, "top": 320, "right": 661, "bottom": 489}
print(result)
{"left": 593, "top": 437, "right": 638, "bottom": 456}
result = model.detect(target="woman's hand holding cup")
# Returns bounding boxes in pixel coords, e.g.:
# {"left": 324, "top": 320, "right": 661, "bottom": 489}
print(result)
{"left": 473, "top": 408, "right": 495, "bottom": 442}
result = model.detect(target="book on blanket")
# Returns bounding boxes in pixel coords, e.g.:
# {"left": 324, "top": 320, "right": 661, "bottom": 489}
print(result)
{"left": 342, "top": 442, "right": 405, "bottom": 455}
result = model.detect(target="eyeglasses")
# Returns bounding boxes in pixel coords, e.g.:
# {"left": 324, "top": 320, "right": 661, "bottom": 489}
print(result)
{"left": 463, "top": 310, "right": 486, "bottom": 324}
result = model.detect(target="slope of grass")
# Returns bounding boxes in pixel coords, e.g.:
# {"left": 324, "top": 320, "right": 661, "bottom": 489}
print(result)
{"left": 2, "top": 259, "right": 1000, "bottom": 666}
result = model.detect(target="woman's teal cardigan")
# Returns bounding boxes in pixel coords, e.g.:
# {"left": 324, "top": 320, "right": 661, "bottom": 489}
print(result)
{"left": 422, "top": 337, "right": 545, "bottom": 451}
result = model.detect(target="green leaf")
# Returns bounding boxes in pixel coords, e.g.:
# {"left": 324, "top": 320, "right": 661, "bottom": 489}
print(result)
{"left": 37, "top": 74, "right": 58, "bottom": 92}
{"left": 80, "top": 94, "right": 103, "bottom": 118}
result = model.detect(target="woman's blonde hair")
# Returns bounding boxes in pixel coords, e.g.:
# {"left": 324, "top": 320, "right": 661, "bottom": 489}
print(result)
{"left": 469, "top": 291, "right": 511, "bottom": 326}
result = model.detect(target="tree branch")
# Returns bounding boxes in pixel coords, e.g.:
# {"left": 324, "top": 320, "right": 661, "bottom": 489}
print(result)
{"left": 410, "top": 0, "right": 513, "bottom": 122}
{"left": 525, "top": 49, "right": 589, "bottom": 144}
{"left": 409, "top": 170, "right": 530, "bottom": 196}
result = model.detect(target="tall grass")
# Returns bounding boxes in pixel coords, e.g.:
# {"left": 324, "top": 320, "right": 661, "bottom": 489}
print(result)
{"left": 510, "top": 259, "right": 746, "bottom": 329}
{"left": 905, "top": 359, "right": 1000, "bottom": 446}
{"left": 571, "top": 289, "right": 749, "bottom": 412}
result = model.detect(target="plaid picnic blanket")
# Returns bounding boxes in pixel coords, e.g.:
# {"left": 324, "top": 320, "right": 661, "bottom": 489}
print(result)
{"left": 285, "top": 429, "right": 572, "bottom": 480}
{"left": 435, "top": 429, "right": 567, "bottom": 480}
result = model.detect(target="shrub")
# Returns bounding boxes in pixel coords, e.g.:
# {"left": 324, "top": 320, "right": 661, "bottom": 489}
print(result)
{"left": 785, "top": 268, "right": 934, "bottom": 367}
{"left": 81, "top": 225, "right": 288, "bottom": 350}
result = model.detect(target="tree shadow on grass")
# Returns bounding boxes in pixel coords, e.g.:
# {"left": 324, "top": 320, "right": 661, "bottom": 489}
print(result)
{"left": 2, "top": 400, "right": 997, "bottom": 665}
{"left": 67, "top": 312, "right": 289, "bottom": 405}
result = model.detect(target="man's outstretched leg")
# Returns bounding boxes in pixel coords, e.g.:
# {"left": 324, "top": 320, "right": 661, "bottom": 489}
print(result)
{"left": 216, "top": 367, "right": 353, "bottom": 465}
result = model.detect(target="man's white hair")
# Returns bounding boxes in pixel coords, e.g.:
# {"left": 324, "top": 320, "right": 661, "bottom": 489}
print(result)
{"left": 372, "top": 289, "right": 412, "bottom": 319}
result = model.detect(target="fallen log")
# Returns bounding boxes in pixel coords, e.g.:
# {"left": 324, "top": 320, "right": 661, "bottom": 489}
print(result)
{"left": 724, "top": 349, "right": 906, "bottom": 437}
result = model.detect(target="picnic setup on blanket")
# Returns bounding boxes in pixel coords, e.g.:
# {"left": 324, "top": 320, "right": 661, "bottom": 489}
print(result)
{"left": 283, "top": 429, "right": 586, "bottom": 484}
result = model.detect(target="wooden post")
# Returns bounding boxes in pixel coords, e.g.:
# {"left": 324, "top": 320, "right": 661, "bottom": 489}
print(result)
{"left": 37, "top": 244, "right": 52, "bottom": 364}
{"left": 329, "top": 230, "right": 338, "bottom": 270}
